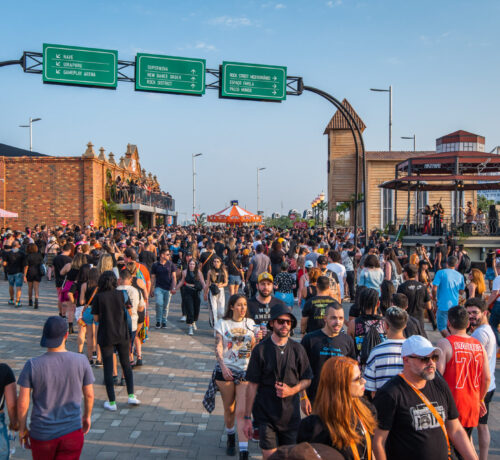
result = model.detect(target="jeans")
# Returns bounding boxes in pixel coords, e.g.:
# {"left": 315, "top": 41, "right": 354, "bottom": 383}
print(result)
{"left": 7, "top": 273, "right": 23, "bottom": 288}
{"left": 101, "top": 342, "right": 134, "bottom": 402}
{"left": 155, "top": 287, "right": 172, "bottom": 324}
{"left": 0, "top": 412, "right": 9, "bottom": 460}
{"left": 437, "top": 309, "right": 449, "bottom": 332}
{"left": 30, "top": 428, "right": 83, "bottom": 460}
{"left": 346, "top": 271, "right": 355, "bottom": 299}
{"left": 182, "top": 286, "right": 201, "bottom": 325}
{"left": 489, "top": 301, "right": 500, "bottom": 346}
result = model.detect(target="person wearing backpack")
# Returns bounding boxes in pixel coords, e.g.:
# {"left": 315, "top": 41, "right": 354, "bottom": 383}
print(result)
{"left": 347, "top": 288, "right": 386, "bottom": 365}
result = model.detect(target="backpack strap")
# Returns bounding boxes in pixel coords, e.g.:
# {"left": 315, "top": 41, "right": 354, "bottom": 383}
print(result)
{"left": 399, "top": 373, "right": 451, "bottom": 460}
{"left": 202, "top": 251, "right": 214, "bottom": 269}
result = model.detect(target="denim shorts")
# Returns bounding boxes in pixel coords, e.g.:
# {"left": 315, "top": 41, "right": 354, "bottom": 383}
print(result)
{"left": 7, "top": 272, "right": 23, "bottom": 287}
{"left": 437, "top": 309, "right": 449, "bottom": 332}
{"left": 228, "top": 275, "right": 242, "bottom": 286}
{"left": 486, "top": 267, "right": 496, "bottom": 281}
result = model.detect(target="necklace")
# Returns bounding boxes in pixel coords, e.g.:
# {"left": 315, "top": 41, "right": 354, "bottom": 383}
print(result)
{"left": 271, "top": 337, "right": 288, "bottom": 354}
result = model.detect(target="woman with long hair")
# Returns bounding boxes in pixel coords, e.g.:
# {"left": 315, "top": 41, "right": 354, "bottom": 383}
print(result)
{"left": 226, "top": 238, "right": 244, "bottom": 296}
{"left": 273, "top": 260, "right": 296, "bottom": 307}
{"left": 299, "top": 266, "right": 321, "bottom": 309}
{"left": 60, "top": 253, "right": 87, "bottom": 332}
{"left": 298, "top": 356, "right": 376, "bottom": 460}
{"left": 269, "top": 240, "right": 285, "bottom": 277}
{"left": 176, "top": 258, "right": 206, "bottom": 335}
{"left": 44, "top": 235, "right": 60, "bottom": 281}
{"left": 23, "top": 243, "right": 44, "bottom": 309}
{"left": 204, "top": 256, "right": 228, "bottom": 328}
{"left": 213, "top": 294, "right": 260, "bottom": 459}
{"left": 467, "top": 268, "right": 486, "bottom": 299}
{"left": 358, "top": 255, "right": 384, "bottom": 295}
{"left": 97, "top": 252, "right": 119, "bottom": 278}
{"left": 383, "top": 248, "right": 403, "bottom": 289}
{"left": 91, "top": 271, "right": 140, "bottom": 411}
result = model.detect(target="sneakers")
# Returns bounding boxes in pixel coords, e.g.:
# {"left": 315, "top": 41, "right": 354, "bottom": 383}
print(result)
{"left": 193, "top": 322, "right": 198, "bottom": 331}
{"left": 179, "top": 315, "right": 186, "bottom": 322}
{"left": 94, "top": 360, "right": 103, "bottom": 368}
{"left": 128, "top": 396, "right": 141, "bottom": 405}
{"left": 34, "top": 299, "right": 39, "bottom": 309}
{"left": 104, "top": 401, "right": 117, "bottom": 412}
{"left": 155, "top": 322, "right": 161, "bottom": 329}
{"left": 15, "top": 301, "right": 21, "bottom": 309}
{"left": 8, "top": 299, "right": 14, "bottom": 305}
{"left": 161, "top": 322, "right": 167, "bottom": 329}
{"left": 226, "top": 433, "right": 236, "bottom": 456}
{"left": 188, "top": 325, "right": 194, "bottom": 336}
{"left": 135, "top": 358, "right": 143, "bottom": 367}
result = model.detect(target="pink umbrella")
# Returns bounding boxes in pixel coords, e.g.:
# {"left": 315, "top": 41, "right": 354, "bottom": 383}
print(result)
{"left": 0, "top": 208, "right": 18, "bottom": 218}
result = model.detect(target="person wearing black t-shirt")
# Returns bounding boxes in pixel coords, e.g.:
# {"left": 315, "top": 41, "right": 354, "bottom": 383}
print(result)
{"left": 53, "top": 244, "right": 73, "bottom": 315}
{"left": 244, "top": 304, "right": 313, "bottom": 460}
{"left": 301, "top": 276, "right": 339, "bottom": 334}
{"left": 247, "top": 272, "right": 286, "bottom": 326}
{"left": 391, "top": 293, "right": 427, "bottom": 339}
{"left": 0, "top": 362, "right": 18, "bottom": 449}
{"left": 4, "top": 240, "right": 26, "bottom": 307}
{"left": 300, "top": 303, "right": 356, "bottom": 410}
{"left": 373, "top": 335, "right": 476, "bottom": 460}
{"left": 398, "top": 264, "right": 432, "bottom": 330}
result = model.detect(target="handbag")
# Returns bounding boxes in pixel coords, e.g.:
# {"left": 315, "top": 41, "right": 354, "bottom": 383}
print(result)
{"left": 81, "top": 287, "right": 98, "bottom": 325}
{"left": 209, "top": 283, "right": 220, "bottom": 296}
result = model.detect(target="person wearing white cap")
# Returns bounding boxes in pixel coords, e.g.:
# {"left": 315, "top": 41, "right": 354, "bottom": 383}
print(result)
{"left": 372, "top": 335, "right": 478, "bottom": 460}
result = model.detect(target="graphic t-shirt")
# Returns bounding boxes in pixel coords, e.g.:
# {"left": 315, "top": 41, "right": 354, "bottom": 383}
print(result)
{"left": 247, "top": 296, "right": 287, "bottom": 325}
{"left": 214, "top": 318, "right": 255, "bottom": 372}
{"left": 302, "top": 296, "right": 340, "bottom": 333}
{"left": 374, "top": 374, "right": 459, "bottom": 460}
{"left": 300, "top": 329, "right": 356, "bottom": 401}
{"left": 398, "top": 280, "right": 431, "bottom": 321}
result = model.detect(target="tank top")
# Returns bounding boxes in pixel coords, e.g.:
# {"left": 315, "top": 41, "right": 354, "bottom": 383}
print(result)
{"left": 443, "top": 335, "right": 484, "bottom": 428}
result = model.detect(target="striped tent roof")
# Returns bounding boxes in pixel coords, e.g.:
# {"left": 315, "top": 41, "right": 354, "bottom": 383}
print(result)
{"left": 208, "top": 201, "right": 262, "bottom": 224}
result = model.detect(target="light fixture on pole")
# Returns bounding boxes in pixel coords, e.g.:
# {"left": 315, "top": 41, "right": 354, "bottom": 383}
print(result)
{"left": 192, "top": 153, "right": 202, "bottom": 224}
{"left": 370, "top": 86, "right": 392, "bottom": 151}
{"left": 401, "top": 134, "right": 416, "bottom": 152}
{"left": 257, "top": 167, "right": 266, "bottom": 215}
{"left": 19, "top": 117, "right": 42, "bottom": 152}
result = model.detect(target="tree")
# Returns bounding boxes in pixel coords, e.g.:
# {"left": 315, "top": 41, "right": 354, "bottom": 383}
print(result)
{"left": 316, "top": 200, "right": 328, "bottom": 226}
{"left": 477, "top": 194, "right": 495, "bottom": 212}
{"left": 193, "top": 213, "right": 207, "bottom": 227}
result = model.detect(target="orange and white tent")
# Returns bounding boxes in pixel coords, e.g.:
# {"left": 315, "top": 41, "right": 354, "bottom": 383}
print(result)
{"left": 208, "top": 201, "right": 262, "bottom": 224}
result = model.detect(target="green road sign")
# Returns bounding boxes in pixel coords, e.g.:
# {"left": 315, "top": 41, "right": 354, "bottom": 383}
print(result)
{"left": 43, "top": 44, "right": 117, "bottom": 88}
{"left": 135, "top": 53, "right": 205, "bottom": 95}
{"left": 221, "top": 61, "right": 287, "bottom": 101}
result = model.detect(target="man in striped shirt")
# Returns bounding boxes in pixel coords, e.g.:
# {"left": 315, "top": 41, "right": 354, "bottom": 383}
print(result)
{"left": 364, "top": 306, "right": 408, "bottom": 397}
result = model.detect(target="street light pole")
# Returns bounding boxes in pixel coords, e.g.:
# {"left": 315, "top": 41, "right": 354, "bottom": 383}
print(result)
{"left": 19, "top": 117, "right": 42, "bottom": 151}
{"left": 370, "top": 86, "right": 392, "bottom": 151}
{"left": 401, "top": 135, "right": 416, "bottom": 152}
{"left": 257, "top": 167, "right": 266, "bottom": 215}
{"left": 192, "top": 153, "right": 202, "bottom": 223}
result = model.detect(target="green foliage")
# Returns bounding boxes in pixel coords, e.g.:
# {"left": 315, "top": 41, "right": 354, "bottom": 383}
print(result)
{"left": 194, "top": 213, "right": 207, "bottom": 227}
{"left": 101, "top": 199, "right": 124, "bottom": 227}
{"left": 264, "top": 216, "right": 294, "bottom": 229}
{"left": 477, "top": 195, "right": 494, "bottom": 211}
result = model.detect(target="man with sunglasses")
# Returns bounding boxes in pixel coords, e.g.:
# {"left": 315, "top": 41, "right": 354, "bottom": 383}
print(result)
{"left": 436, "top": 306, "right": 490, "bottom": 449}
{"left": 373, "top": 335, "right": 477, "bottom": 460}
{"left": 243, "top": 304, "right": 312, "bottom": 460}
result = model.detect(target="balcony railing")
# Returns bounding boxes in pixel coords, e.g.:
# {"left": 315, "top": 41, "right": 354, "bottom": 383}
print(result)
{"left": 107, "top": 185, "right": 175, "bottom": 211}
{"left": 388, "top": 217, "right": 499, "bottom": 237}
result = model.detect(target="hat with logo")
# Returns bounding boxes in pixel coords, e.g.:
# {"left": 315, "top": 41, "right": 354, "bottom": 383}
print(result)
{"left": 258, "top": 272, "right": 274, "bottom": 283}
{"left": 401, "top": 335, "right": 441, "bottom": 358}
{"left": 40, "top": 316, "right": 68, "bottom": 348}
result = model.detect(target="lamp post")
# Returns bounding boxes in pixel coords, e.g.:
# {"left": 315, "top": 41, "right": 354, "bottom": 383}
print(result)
{"left": 319, "top": 192, "right": 325, "bottom": 227}
{"left": 257, "top": 167, "right": 266, "bottom": 215}
{"left": 401, "top": 135, "right": 416, "bottom": 152}
{"left": 192, "top": 153, "right": 202, "bottom": 224}
{"left": 19, "top": 117, "right": 42, "bottom": 152}
{"left": 370, "top": 86, "right": 392, "bottom": 151}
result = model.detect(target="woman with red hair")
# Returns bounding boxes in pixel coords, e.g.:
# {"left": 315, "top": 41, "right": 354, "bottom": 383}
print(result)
{"left": 297, "top": 356, "right": 376, "bottom": 459}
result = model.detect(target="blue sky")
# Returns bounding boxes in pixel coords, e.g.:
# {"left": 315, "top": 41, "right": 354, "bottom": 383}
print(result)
{"left": 1, "top": 0, "right": 499, "bottom": 222}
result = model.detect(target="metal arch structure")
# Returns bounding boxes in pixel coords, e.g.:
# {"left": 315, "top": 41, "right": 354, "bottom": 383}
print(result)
{"left": 0, "top": 52, "right": 368, "bottom": 246}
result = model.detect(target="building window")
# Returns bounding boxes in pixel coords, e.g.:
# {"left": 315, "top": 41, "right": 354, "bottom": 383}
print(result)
{"left": 381, "top": 188, "right": 394, "bottom": 228}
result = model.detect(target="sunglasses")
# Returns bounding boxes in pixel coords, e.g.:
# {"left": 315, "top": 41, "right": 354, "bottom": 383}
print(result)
{"left": 275, "top": 319, "right": 291, "bottom": 326}
{"left": 408, "top": 354, "right": 439, "bottom": 363}
{"left": 352, "top": 375, "right": 365, "bottom": 383}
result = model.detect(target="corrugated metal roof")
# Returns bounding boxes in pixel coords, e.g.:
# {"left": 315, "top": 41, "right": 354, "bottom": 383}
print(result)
{"left": 323, "top": 99, "right": 366, "bottom": 134}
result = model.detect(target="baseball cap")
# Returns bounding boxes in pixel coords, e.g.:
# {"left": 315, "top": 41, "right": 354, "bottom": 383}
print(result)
{"left": 40, "top": 316, "right": 68, "bottom": 348}
{"left": 258, "top": 272, "right": 273, "bottom": 283}
{"left": 401, "top": 335, "right": 441, "bottom": 358}
{"left": 305, "top": 260, "right": 314, "bottom": 268}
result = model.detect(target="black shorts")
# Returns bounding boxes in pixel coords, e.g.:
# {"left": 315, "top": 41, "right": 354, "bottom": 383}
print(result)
{"left": 214, "top": 369, "right": 246, "bottom": 382}
{"left": 137, "top": 310, "right": 145, "bottom": 324}
{"left": 479, "top": 389, "right": 495, "bottom": 424}
{"left": 259, "top": 421, "right": 297, "bottom": 451}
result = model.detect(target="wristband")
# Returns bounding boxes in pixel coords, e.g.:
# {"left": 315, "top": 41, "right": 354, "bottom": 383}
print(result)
{"left": 300, "top": 396, "right": 308, "bottom": 401}
{"left": 243, "top": 416, "right": 251, "bottom": 420}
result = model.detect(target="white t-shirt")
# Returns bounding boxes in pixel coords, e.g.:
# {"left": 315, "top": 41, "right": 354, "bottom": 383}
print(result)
{"left": 214, "top": 318, "right": 256, "bottom": 372}
{"left": 472, "top": 324, "right": 497, "bottom": 392}
{"left": 492, "top": 275, "right": 500, "bottom": 292}
{"left": 117, "top": 285, "right": 139, "bottom": 332}
{"left": 327, "top": 262, "right": 346, "bottom": 298}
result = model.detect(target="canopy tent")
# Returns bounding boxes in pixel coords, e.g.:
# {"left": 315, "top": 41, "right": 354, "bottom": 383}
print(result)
{"left": 207, "top": 201, "right": 262, "bottom": 225}
{"left": 0, "top": 208, "right": 18, "bottom": 218}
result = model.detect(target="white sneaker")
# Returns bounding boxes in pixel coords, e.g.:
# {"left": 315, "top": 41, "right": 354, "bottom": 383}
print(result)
{"left": 179, "top": 316, "right": 186, "bottom": 322}
{"left": 193, "top": 322, "right": 198, "bottom": 331}
{"left": 188, "top": 326, "right": 194, "bottom": 336}
{"left": 128, "top": 396, "right": 141, "bottom": 405}
{"left": 104, "top": 401, "right": 117, "bottom": 411}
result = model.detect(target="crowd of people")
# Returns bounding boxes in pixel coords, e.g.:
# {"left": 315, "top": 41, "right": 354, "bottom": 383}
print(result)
{"left": 0, "top": 222, "right": 498, "bottom": 460}
{"left": 109, "top": 176, "right": 174, "bottom": 210}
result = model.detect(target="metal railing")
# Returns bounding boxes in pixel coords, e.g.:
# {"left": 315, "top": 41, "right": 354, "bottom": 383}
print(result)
{"left": 389, "top": 217, "right": 499, "bottom": 237}
{"left": 107, "top": 185, "right": 175, "bottom": 211}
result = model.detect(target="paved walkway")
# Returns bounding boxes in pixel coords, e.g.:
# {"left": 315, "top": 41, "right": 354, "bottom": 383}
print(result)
{"left": 1, "top": 279, "right": 499, "bottom": 459}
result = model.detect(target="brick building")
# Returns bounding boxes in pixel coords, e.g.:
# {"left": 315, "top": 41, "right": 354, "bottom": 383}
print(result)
{"left": 0, "top": 142, "right": 176, "bottom": 229}
{"left": 325, "top": 101, "right": 477, "bottom": 231}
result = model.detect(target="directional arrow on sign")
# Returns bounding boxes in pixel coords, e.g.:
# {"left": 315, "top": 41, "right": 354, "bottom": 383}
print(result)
{"left": 273, "top": 90, "right": 277, "bottom": 95}
{"left": 273, "top": 83, "right": 277, "bottom": 88}
{"left": 191, "top": 76, "right": 196, "bottom": 81}
{"left": 55, "top": 54, "right": 61, "bottom": 59}
{"left": 191, "top": 69, "right": 196, "bottom": 74}
{"left": 55, "top": 61, "right": 61, "bottom": 66}
{"left": 273, "top": 76, "right": 277, "bottom": 81}
{"left": 191, "top": 83, "right": 195, "bottom": 88}
{"left": 56, "top": 69, "right": 60, "bottom": 74}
